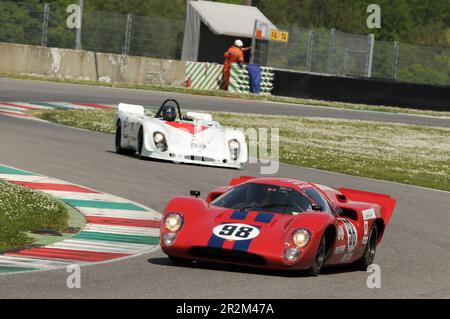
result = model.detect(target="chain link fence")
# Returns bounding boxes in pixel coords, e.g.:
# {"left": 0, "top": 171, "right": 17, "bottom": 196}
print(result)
{"left": 0, "top": 1, "right": 448, "bottom": 86}
{"left": 255, "top": 23, "right": 449, "bottom": 86}
{"left": 0, "top": 1, "right": 183, "bottom": 60}
{"left": 0, "top": 1, "right": 46, "bottom": 47}
{"left": 256, "top": 27, "right": 376, "bottom": 78}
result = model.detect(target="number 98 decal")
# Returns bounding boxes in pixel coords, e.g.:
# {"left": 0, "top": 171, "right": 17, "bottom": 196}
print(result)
{"left": 213, "top": 223, "right": 260, "bottom": 241}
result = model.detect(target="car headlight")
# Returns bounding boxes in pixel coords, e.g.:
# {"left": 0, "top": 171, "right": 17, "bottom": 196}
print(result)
{"left": 292, "top": 229, "right": 310, "bottom": 248}
{"left": 285, "top": 247, "right": 300, "bottom": 262}
{"left": 153, "top": 132, "right": 168, "bottom": 152}
{"left": 229, "top": 139, "right": 240, "bottom": 149}
{"left": 164, "top": 213, "right": 184, "bottom": 232}
{"left": 154, "top": 132, "right": 164, "bottom": 143}
{"left": 162, "top": 232, "right": 177, "bottom": 246}
{"left": 228, "top": 139, "right": 240, "bottom": 160}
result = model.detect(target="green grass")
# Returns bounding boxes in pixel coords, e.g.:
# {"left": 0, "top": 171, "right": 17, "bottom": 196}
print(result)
{"left": 32, "top": 109, "right": 450, "bottom": 192}
{"left": 3, "top": 73, "right": 450, "bottom": 118}
{"left": 0, "top": 180, "right": 69, "bottom": 250}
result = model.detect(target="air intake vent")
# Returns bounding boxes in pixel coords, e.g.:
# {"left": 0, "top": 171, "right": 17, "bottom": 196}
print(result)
{"left": 189, "top": 247, "right": 267, "bottom": 266}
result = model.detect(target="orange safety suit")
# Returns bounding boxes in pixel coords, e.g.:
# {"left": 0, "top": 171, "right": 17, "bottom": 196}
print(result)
{"left": 222, "top": 46, "right": 244, "bottom": 90}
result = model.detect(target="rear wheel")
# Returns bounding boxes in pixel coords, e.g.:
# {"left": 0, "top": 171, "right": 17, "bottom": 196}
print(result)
{"left": 115, "top": 121, "right": 134, "bottom": 155}
{"left": 354, "top": 224, "right": 378, "bottom": 270}
{"left": 307, "top": 235, "right": 326, "bottom": 276}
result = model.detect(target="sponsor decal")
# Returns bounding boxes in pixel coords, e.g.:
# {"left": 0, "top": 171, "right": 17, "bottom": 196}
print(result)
{"left": 334, "top": 245, "right": 346, "bottom": 254}
{"left": 362, "top": 208, "right": 376, "bottom": 220}
{"left": 337, "top": 225, "right": 345, "bottom": 240}
{"left": 363, "top": 220, "right": 369, "bottom": 244}
{"left": 212, "top": 223, "right": 260, "bottom": 241}
{"left": 338, "top": 218, "right": 358, "bottom": 262}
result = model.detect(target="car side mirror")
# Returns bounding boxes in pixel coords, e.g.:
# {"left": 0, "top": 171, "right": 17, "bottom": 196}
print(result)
{"left": 311, "top": 204, "right": 322, "bottom": 211}
{"left": 190, "top": 190, "right": 201, "bottom": 198}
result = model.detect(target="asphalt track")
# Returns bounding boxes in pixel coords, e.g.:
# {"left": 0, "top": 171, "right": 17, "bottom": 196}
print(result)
{"left": 1, "top": 77, "right": 449, "bottom": 128}
{"left": 0, "top": 114, "right": 449, "bottom": 298}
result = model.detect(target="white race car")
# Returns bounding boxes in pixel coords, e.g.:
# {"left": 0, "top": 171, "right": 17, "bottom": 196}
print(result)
{"left": 114, "top": 99, "right": 247, "bottom": 169}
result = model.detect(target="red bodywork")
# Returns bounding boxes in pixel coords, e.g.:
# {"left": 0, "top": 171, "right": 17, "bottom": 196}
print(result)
{"left": 160, "top": 176, "right": 396, "bottom": 271}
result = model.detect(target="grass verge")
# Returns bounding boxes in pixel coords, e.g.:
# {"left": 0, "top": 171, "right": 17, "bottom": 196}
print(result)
{"left": 3, "top": 73, "right": 450, "bottom": 118}
{"left": 33, "top": 109, "right": 450, "bottom": 192}
{"left": 0, "top": 180, "right": 69, "bottom": 250}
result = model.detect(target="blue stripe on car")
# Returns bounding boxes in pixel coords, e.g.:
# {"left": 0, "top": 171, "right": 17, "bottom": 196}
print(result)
{"left": 232, "top": 225, "right": 261, "bottom": 252}
{"left": 254, "top": 213, "right": 274, "bottom": 223}
{"left": 232, "top": 239, "right": 253, "bottom": 252}
{"left": 230, "top": 211, "right": 248, "bottom": 220}
{"left": 207, "top": 234, "right": 225, "bottom": 248}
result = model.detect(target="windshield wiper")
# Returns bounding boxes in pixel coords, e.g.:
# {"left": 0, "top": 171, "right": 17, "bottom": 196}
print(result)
{"left": 239, "top": 202, "right": 294, "bottom": 211}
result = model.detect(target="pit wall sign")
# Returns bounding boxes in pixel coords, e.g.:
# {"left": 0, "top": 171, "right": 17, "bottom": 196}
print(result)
{"left": 254, "top": 21, "right": 289, "bottom": 44}
{"left": 269, "top": 29, "right": 289, "bottom": 43}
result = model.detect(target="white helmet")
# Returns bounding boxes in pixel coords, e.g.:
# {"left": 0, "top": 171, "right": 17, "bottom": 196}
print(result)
{"left": 234, "top": 39, "right": 243, "bottom": 47}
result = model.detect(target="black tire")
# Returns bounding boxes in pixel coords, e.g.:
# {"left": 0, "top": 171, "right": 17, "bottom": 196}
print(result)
{"left": 115, "top": 121, "right": 134, "bottom": 155}
{"left": 169, "top": 256, "right": 193, "bottom": 265}
{"left": 307, "top": 235, "right": 326, "bottom": 276}
{"left": 137, "top": 127, "right": 145, "bottom": 159}
{"left": 354, "top": 224, "right": 378, "bottom": 270}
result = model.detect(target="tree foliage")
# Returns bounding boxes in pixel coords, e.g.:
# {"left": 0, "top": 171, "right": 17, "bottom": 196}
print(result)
{"left": 0, "top": 0, "right": 448, "bottom": 85}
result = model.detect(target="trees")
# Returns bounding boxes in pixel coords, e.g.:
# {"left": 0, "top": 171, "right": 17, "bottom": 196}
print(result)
{"left": 0, "top": 0, "right": 447, "bottom": 85}
{"left": 2, "top": 0, "right": 447, "bottom": 48}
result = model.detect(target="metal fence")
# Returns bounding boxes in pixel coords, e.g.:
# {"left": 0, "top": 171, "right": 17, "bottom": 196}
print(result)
{"left": 253, "top": 26, "right": 374, "bottom": 77}
{"left": 0, "top": 1, "right": 448, "bottom": 86}
{"left": 254, "top": 23, "right": 450, "bottom": 86}
{"left": 0, "top": 1, "right": 184, "bottom": 60}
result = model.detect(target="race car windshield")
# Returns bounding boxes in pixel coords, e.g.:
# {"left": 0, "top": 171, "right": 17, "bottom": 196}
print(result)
{"left": 211, "top": 183, "right": 313, "bottom": 215}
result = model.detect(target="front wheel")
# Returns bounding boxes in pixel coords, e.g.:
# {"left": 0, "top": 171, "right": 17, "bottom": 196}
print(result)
{"left": 115, "top": 121, "right": 134, "bottom": 155}
{"left": 137, "top": 127, "right": 145, "bottom": 159}
{"left": 307, "top": 235, "right": 326, "bottom": 276}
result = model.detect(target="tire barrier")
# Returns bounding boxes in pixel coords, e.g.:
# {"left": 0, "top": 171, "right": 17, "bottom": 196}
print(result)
{"left": 184, "top": 61, "right": 275, "bottom": 95}
{"left": 229, "top": 63, "right": 274, "bottom": 95}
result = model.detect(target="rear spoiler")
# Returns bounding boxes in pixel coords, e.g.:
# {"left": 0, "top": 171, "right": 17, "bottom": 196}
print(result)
{"left": 118, "top": 103, "right": 144, "bottom": 116}
{"left": 339, "top": 188, "right": 396, "bottom": 225}
{"left": 229, "top": 176, "right": 255, "bottom": 186}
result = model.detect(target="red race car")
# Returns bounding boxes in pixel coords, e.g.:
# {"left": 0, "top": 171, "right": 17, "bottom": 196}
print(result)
{"left": 160, "top": 176, "right": 396, "bottom": 275}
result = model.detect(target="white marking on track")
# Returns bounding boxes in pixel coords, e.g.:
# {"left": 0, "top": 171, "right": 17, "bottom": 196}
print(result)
{"left": 41, "top": 190, "right": 128, "bottom": 202}
{"left": 79, "top": 207, "right": 161, "bottom": 220}
{"left": 83, "top": 224, "right": 160, "bottom": 237}
{"left": 46, "top": 240, "right": 151, "bottom": 254}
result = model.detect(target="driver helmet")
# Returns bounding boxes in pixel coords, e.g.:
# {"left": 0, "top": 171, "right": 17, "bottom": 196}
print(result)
{"left": 162, "top": 105, "right": 176, "bottom": 122}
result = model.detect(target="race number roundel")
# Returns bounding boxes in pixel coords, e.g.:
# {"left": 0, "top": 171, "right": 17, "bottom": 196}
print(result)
{"left": 213, "top": 223, "right": 260, "bottom": 241}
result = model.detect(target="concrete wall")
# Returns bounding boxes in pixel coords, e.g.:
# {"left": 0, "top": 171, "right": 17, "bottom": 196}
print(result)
{"left": 95, "top": 53, "right": 185, "bottom": 86}
{"left": 0, "top": 42, "right": 186, "bottom": 86}
{"left": 0, "top": 42, "right": 97, "bottom": 80}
